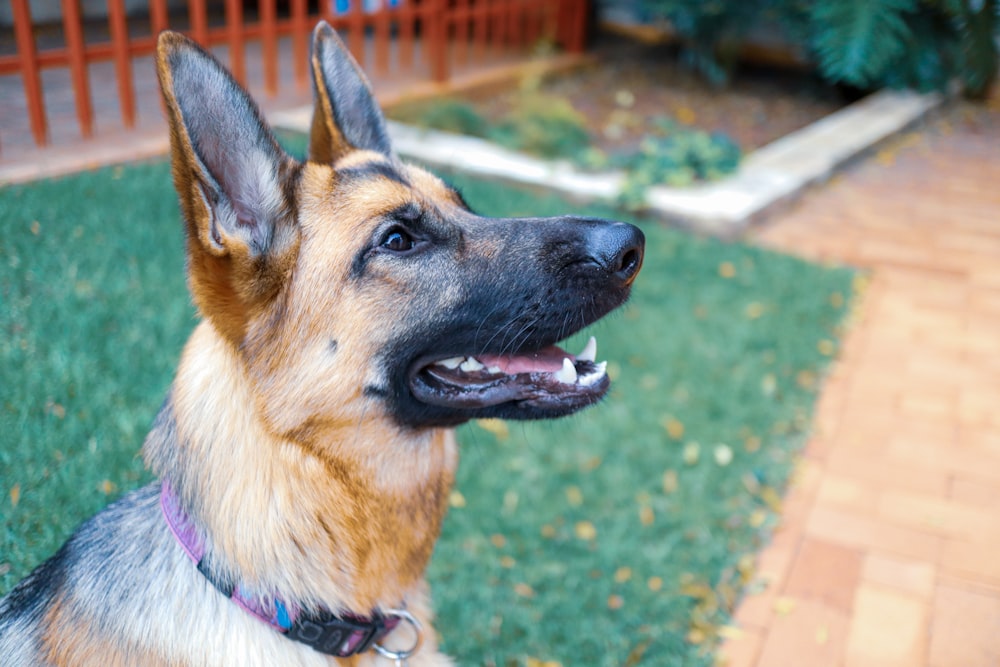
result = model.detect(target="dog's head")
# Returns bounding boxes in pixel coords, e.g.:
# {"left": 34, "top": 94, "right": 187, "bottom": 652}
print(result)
{"left": 156, "top": 23, "right": 643, "bottom": 434}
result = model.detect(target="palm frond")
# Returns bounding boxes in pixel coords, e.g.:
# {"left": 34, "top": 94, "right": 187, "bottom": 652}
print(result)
{"left": 809, "top": 0, "right": 918, "bottom": 87}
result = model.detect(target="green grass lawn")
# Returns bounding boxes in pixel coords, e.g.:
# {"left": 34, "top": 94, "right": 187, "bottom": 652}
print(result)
{"left": 0, "top": 159, "right": 853, "bottom": 666}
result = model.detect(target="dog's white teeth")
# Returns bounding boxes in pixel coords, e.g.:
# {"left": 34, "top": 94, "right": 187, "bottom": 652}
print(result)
{"left": 579, "top": 360, "right": 609, "bottom": 387}
{"left": 460, "top": 357, "right": 485, "bottom": 372}
{"left": 487, "top": 365, "right": 502, "bottom": 374}
{"left": 576, "top": 336, "right": 597, "bottom": 363}
{"left": 437, "top": 356, "right": 464, "bottom": 370}
{"left": 555, "top": 357, "right": 578, "bottom": 384}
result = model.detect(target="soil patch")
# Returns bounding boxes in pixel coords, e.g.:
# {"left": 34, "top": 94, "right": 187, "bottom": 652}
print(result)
{"left": 409, "top": 32, "right": 846, "bottom": 156}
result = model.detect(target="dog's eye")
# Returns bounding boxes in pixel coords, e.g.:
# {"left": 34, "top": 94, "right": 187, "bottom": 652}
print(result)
{"left": 380, "top": 227, "right": 416, "bottom": 253}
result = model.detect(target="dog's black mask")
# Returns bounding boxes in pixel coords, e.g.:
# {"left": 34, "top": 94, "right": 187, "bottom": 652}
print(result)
{"left": 371, "top": 210, "right": 644, "bottom": 429}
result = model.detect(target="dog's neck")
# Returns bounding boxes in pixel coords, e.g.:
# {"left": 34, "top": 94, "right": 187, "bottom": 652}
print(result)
{"left": 143, "top": 321, "right": 457, "bottom": 615}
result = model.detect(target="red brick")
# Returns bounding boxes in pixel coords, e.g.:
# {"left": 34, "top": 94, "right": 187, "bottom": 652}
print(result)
{"left": 825, "top": 448, "right": 949, "bottom": 497}
{"left": 929, "top": 583, "right": 1000, "bottom": 667}
{"left": 941, "top": 539, "right": 1000, "bottom": 588}
{"left": 733, "top": 530, "right": 800, "bottom": 630}
{"left": 783, "top": 538, "right": 863, "bottom": 612}
{"left": 887, "top": 437, "right": 1000, "bottom": 483}
{"left": 877, "top": 490, "right": 999, "bottom": 540}
{"left": 949, "top": 474, "right": 1000, "bottom": 505}
{"left": 861, "top": 552, "right": 935, "bottom": 598}
{"left": 816, "top": 473, "right": 880, "bottom": 514}
{"left": 806, "top": 505, "right": 943, "bottom": 562}
{"left": 845, "top": 584, "right": 928, "bottom": 667}
{"left": 756, "top": 599, "right": 849, "bottom": 667}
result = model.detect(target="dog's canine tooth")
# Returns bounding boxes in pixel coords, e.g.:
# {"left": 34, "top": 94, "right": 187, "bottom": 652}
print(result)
{"left": 437, "top": 357, "right": 464, "bottom": 370}
{"left": 487, "top": 365, "right": 502, "bottom": 374}
{"left": 576, "top": 336, "right": 597, "bottom": 363}
{"left": 555, "top": 358, "right": 578, "bottom": 384}
{"left": 459, "top": 357, "right": 484, "bottom": 372}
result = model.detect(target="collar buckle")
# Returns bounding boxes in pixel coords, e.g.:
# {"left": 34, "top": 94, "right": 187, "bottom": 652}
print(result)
{"left": 286, "top": 611, "right": 386, "bottom": 657}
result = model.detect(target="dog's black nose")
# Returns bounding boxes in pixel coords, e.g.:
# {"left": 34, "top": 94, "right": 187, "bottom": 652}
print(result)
{"left": 591, "top": 222, "right": 645, "bottom": 285}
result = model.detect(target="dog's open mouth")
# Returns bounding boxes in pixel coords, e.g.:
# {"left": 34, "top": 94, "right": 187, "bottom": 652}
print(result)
{"left": 409, "top": 336, "right": 609, "bottom": 412}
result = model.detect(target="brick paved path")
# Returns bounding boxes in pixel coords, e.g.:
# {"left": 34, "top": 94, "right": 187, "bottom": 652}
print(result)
{"left": 722, "top": 104, "right": 1000, "bottom": 667}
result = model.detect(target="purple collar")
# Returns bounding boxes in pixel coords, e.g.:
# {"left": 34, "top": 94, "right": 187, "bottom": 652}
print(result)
{"left": 160, "top": 480, "right": 416, "bottom": 658}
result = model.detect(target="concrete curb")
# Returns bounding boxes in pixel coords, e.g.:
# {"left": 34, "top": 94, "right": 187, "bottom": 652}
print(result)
{"left": 276, "top": 88, "right": 944, "bottom": 237}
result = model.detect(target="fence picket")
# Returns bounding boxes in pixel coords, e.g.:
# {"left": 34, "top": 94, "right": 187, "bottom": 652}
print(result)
{"left": 1, "top": 0, "right": 587, "bottom": 154}
{"left": 225, "top": 0, "right": 246, "bottom": 85}
{"left": 61, "top": 0, "right": 93, "bottom": 138}
{"left": 10, "top": 0, "right": 47, "bottom": 147}
{"left": 261, "top": 0, "right": 279, "bottom": 96}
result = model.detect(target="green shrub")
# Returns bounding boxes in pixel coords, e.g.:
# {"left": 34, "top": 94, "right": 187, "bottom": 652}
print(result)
{"left": 488, "top": 95, "right": 593, "bottom": 160}
{"left": 388, "top": 98, "right": 491, "bottom": 138}
{"left": 615, "top": 117, "right": 742, "bottom": 209}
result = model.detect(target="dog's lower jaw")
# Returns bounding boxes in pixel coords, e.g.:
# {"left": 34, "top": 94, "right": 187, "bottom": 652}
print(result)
{"left": 143, "top": 321, "right": 458, "bottom": 629}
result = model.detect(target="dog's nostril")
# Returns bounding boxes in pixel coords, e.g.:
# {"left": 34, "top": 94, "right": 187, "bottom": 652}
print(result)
{"left": 617, "top": 248, "right": 641, "bottom": 276}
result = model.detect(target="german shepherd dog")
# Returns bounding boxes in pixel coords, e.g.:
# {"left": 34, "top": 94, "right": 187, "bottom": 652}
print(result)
{"left": 0, "top": 22, "right": 643, "bottom": 666}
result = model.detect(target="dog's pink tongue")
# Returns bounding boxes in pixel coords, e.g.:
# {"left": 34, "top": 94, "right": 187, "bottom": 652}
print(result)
{"left": 478, "top": 346, "right": 573, "bottom": 374}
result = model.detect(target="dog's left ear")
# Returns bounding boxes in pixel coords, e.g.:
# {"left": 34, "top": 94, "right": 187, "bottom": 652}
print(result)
{"left": 157, "top": 31, "right": 299, "bottom": 343}
{"left": 309, "top": 21, "right": 392, "bottom": 164}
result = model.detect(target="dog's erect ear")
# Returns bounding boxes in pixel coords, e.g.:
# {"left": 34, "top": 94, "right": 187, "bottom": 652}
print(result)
{"left": 309, "top": 21, "right": 392, "bottom": 163}
{"left": 157, "top": 31, "right": 299, "bottom": 343}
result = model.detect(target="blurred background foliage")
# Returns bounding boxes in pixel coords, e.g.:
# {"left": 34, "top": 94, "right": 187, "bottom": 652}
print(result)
{"left": 635, "top": 0, "right": 999, "bottom": 96}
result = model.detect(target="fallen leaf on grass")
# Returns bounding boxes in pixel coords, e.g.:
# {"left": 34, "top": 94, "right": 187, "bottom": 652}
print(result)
{"left": 614, "top": 566, "right": 633, "bottom": 583}
{"left": 661, "top": 416, "right": 685, "bottom": 440}
{"left": 683, "top": 442, "right": 700, "bottom": 465}
{"left": 574, "top": 521, "right": 597, "bottom": 541}
{"left": 623, "top": 639, "right": 651, "bottom": 667}
{"left": 713, "top": 444, "right": 733, "bottom": 466}
{"left": 10, "top": 484, "right": 20, "bottom": 507}
{"left": 639, "top": 505, "right": 655, "bottom": 526}
{"left": 524, "top": 658, "right": 561, "bottom": 667}
{"left": 744, "top": 302, "right": 766, "bottom": 319}
{"left": 514, "top": 583, "right": 536, "bottom": 598}
{"left": 476, "top": 418, "right": 509, "bottom": 440}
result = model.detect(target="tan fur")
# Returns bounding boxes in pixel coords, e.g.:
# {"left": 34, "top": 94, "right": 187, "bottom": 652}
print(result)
{"left": 42, "top": 599, "right": 173, "bottom": 667}
{"left": 140, "top": 26, "right": 461, "bottom": 664}
{"left": 2, "top": 22, "right": 639, "bottom": 666}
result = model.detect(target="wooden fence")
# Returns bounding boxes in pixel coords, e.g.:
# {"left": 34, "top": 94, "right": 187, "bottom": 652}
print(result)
{"left": 1, "top": 0, "right": 588, "bottom": 152}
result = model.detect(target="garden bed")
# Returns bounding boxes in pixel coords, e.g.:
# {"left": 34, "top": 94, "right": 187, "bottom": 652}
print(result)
{"left": 391, "top": 33, "right": 846, "bottom": 157}
{"left": 274, "top": 31, "right": 944, "bottom": 235}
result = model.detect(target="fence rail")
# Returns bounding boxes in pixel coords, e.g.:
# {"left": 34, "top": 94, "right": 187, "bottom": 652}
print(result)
{"left": 1, "top": 0, "right": 588, "bottom": 153}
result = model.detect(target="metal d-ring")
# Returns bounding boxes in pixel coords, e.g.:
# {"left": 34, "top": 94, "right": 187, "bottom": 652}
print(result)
{"left": 372, "top": 608, "right": 423, "bottom": 663}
